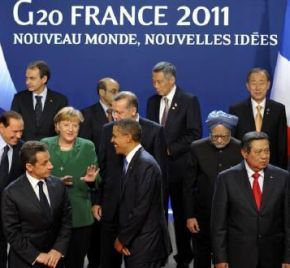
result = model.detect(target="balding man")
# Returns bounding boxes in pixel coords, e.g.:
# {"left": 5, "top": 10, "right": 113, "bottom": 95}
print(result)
{"left": 80, "top": 77, "right": 120, "bottom": 155}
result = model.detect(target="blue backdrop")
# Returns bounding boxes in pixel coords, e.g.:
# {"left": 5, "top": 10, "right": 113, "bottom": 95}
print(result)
{"left": 0, "top": 0, "right": 287, "bottom": 135}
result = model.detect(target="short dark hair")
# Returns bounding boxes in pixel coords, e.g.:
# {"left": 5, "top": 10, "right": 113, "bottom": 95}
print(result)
{"left": 114, "top": 119, "right": 142, "bottom": 142}
{"left": 113, "top": 91, "right": 139, "bottom": 111}
{"left": 27, "top": 60, "right": 50, "bottom": 83}
{"left": 241, "top": 131, "right": 269, "bottom": 152}
{"left": 0, "top": 111, "right": 23, "bottom": 127}
{"left": 152, "top": 61, "right": 176, "bottom": 79}
{"left": 20, "top": 141, "right": 48, "bottom": 166}
{"left": 246, "top": 67, "right": 270, "bottom": 82}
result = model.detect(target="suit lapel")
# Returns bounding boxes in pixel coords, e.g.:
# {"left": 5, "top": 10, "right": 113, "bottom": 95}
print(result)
{"left": 121, "top": 148, "right": 142, "bottom": 197}
{"left": 46, "top": 177, "right": 56, "bottom": 217}
{"left": 237, "top": 163, "right": 258, "bottom": 212}
{"left": 260, "top": 167, "right": 275, "bottom": 212}
{"left": 261, "top": 100, "right": 271, "bottom": 133}
{"left": 165, "top": 88, "right": 180, "bottom": 127}
{"left": 246, "top": 98, "right": 256, "bottom": 131}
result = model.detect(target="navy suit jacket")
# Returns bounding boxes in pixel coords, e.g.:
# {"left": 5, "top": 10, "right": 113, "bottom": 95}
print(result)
{"left": 118, "top": 148, "right": 171, "bottom": 264}
{"left": 1, "top": 174, "right": 71, "bottom": 268}
{"left": 79, "top": 102, "right": 108, "bottom": 155}
{"left": 11, "top": 89, "right": 68, "bottom": 141}
{"left": 97, "top": 117, "right": 167, "bottom": 222}
{"left": 147, "top": 87, "right": 202, "bottom": 182}
{"left": 229, "top": 98, "right": 287, "bottom": 169}
{"left": 211, "top": 162, "right": 290, "bottom": 268}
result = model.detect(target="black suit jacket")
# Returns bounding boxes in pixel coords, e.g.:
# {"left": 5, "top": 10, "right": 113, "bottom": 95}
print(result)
{"left": 118, "top": 148, "right": 171, "bottom": 264}
{"left": 97, "top": 117, "right": 167, "bottom": 222}
{"left": 183, "top": 137, "right": 242, "bottom": 220}
{"left": 79, "top": 102, "right": 108, "bottom": 155}
{"left": 147, "top": 87, "right": 202, "bottom": 182}
{"left": 211, "top": 162, "right": 290, "bottom": 268}
{"left": 229, "top": 98, "right": 287, "bottom": 169}
{"left": 11, "top": 89, "right": 68, "bottom": 141}
{"left": 0, "top": 140, "right": 24, "bottom": 193}
{"left": 1, "top": 174, "right": 71, "bottom": 268}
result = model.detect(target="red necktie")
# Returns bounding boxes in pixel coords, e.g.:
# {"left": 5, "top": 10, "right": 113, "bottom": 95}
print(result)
{"left": 252, "top": 172, "right": 262, "bottom": 210}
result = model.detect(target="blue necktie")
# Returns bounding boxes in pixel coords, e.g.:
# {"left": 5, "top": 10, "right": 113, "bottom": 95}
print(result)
{"left": 123, "top": 158, "right": 128, "bottom": 174}
{"left": 0, "top": 145, "right": 10, "bottom": 187}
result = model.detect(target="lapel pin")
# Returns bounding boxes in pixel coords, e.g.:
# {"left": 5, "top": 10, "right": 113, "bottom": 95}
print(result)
{"left": 266, "top": 108, "right": 270, "bottom": 115}
{"left": 50, "top": 99, "right": 53, "bottom": 103}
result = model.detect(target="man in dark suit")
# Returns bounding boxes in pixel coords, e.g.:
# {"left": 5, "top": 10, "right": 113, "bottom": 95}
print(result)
{"left": 79, "top": 77, "right": 120, "bottom": 155}
{"left": 0, "top": 111, "right": 24, "bottom": 268}
{"left": 229, "top": 67, "right": 287, "bottom": 169}
{"left": 79, "top": 77, "right": 119, "bottom": 268}
{"left": 11, "top": 60, "right": 68, "bottom": 141}
{"left": 184, "top": 110, "right": 242, "bottom": 268}
{"left": 211, "top": 131, "right": 290, "bottom": 268}
{"left": 1, "top": 141, "right": 71, "bottom": 268}
{"left": 147, "top": 61, "right": 202, "bottom": 267}
{"left": 112, "top": 119, "right": 171, "bottom": 268}
{"left": 94, "top": 91, "right": 167, "bottom": 268}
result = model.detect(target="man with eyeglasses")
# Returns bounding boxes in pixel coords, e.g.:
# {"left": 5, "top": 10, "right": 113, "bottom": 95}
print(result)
{"left": 184, "top": 110, "right": 242, "bottom": 268}
{"left": 211, "top": 131, "right": 290, "bottom": 268}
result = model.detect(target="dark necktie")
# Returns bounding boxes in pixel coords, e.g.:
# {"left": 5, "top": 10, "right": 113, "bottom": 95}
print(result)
{"left": 107, "top": 108, "right": 113, "bottom": 122}
{"left": 121, "top": 158, "right": 128, "bottom": 189}
{"left": 161, "top": 97, "right": 169, "bottom": 126}
{"left": 0, "top": 145, "right": 10, "bottom": 186}
{"left": 38, "top": 181, "right": 52, "bottom": 218}
{"left": 35, "top": 96, "right": 43, "bottom": 127}
{"left": 252, "top": 172, "right": 262, "bottom": 210}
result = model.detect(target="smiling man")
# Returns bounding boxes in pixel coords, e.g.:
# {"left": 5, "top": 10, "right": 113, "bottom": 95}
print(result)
{"left": 111, "top": 119, "right": 171, "bottom": 268}
{"left": 229, "top": 67, "right": 287, "bottom": 169}
{"left": 0, "top": 111, "right": 24, "bottom": 268}
{"left": 11, "top": 60, "right": 68, "bottom": 141}
{"left": 211, "top": 131, "right": 290, "bottom": 268}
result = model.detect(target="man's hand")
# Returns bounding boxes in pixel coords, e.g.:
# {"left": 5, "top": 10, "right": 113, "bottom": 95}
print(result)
{"left": 215, "top": 262, "right": 229, "bottom": 268}
{"left": 114, "top": 238, "right": 131, "bottom": 256}
{"left": 47, "top": 249, "right": 62, "bottom": 268}
{"left": 35, "top": 253, "right": 50, "bottom": 266}
{"left": 92, "top": 205, "right": 102, "bottom": 221}
{"left": 81, "top": 165, "right": 100, "bottom": 182}
{"left": 186, "top": 218, "right": 200, "bottom": 233}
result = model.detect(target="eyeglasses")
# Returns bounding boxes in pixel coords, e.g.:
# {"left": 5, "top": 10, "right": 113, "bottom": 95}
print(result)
{"left": 210, "top": 134, "right": 230, "bottom": 140}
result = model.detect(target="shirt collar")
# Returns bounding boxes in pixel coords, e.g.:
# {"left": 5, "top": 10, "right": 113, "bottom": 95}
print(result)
{"left": 33, "top": 86, "right": 47, "bottom": 99}
{"left": 0, "top": 135, "right": 11, "bottom": 151}
{"left": 163, "top": 85, "right": 176, "bottom": 103}
{"left": 244, "top": 160, "right": 264, "bottom": 178}
{"left": 99, "top": 99, "right": 110, "bottom": 114}
{"left": 125, "top": 144, "right": 142, "bottom": 166}
{"left": 251, "top": 98, "right": 266, "bottom": 110}
{"left": 26, "top": 171, "right": 46, "bottom": 190}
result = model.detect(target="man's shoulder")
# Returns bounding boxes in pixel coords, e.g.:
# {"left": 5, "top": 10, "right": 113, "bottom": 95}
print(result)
{"left": 191, "top": 137, "right": 210, "bottom": 149}
{"left": 229, "top": 98, "right": 249, "bottom": 111}
{"left": 266, "top": 99, "right": 286, "bottom": 111}
{"left": 13, "top": 90, "right": 31, "bottom": 99}
{"left": 147, "top": 94, "right": 161, "bottom": 105}
{"left": 4, "top": 174, "right": 27, "bottom": 192}
{"left": 266, "top": 164, "right": 290, "bottom": 177}
{"left": 81, "top": 102, "right": 100, "bottom": 114}
{"left": 47, "top": 89, "right": 67, "bottom": 101}
{"left": 140, "top": 117, "right": 162, "bottom": 129}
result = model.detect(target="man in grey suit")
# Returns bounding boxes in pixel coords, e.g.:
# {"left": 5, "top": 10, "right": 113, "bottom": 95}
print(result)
{"left": 112, "top": 119, "right": 171, "bottom": 268}
{"left": 2, "top": 141, "right": 71, "bottom": 268}
{"left": 211, "top": 131, "right": 290, "bottom": 268}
